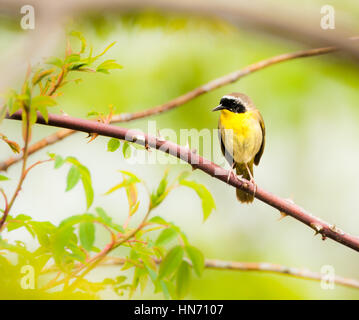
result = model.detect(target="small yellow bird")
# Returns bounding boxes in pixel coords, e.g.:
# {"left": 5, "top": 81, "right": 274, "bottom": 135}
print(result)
{"left": 212, "top": 93, "right": 265, "bottom": 203}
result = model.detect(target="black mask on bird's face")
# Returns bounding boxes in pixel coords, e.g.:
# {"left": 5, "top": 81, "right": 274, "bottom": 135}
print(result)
{"left": 212, "top": 96, "right": 247, "bottom": 113}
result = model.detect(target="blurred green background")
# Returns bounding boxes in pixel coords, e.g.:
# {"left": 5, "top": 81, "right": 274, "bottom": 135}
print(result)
{"left": 1, "top": 0, "right": 359, "bottom": 299}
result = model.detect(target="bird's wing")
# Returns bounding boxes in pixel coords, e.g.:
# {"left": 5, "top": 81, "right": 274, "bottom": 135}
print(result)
{"left": 218, "top": 126, "right": 234, "bottom": 166}
{"left": 254, "top": 110, "right": 265, "bottom": 166}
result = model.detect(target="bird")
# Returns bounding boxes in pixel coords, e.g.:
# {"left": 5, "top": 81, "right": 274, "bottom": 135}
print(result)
{"left": 212, "top": 92, "right": 265, "bottom": 203}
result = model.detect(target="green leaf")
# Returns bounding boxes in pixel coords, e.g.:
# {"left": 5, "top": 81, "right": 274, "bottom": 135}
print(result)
{"left": 65, "top": 54, "right": 81, "bottom": 64}
{"left": 52, "top": 225, "right": 75, "bottom": 264}
{"left": 176, "top": 260, "right": 191, "bottom": 299}
{"left": 79, "top": 222, "right": 95, "bottom": 252}
{"left": 158, "top": 245, "right": 184, "bottom": 279}
{"left": 91, "top": 42, "right": 116, "bottom": 62}
{"left": 6, "top": 214, "right": 33, "bottom": 233}
{"left": 68, "top": 242, "right": 86, "bottom": 262}
{"left": 149, "top": 216, "right": 168, "bottom": 225}
{"left": 118, "top": 170, "right": 141, "bottom": 182}
{"left": 70, "top": 31, "right": 87, "bottom": 53}
{"left": 97, "top": 59, "right": 123, "bottom": 74}
{"left": 46, "top": 57, "right": 64, "bottom": 68}
{"left": 32, "top": 68, "right": 55, "bottom": 85}
{"left": 28, "top": 221, "right": 56, "bottom": 247}
{"left": 32, "top": 95, "right": 57, "bottom": 107}
{"left": 1, "top": 135, "right": 20, "bottom": 154}
{"left": 0, "top": 175, "right": 9, "bottom": 181}
{"left": 95, "top": 207, "right": 112, "bottom": 224}
{"left": 59, "top": 213, "right": 96, "bottom": 228}
{"left": 37, "top": 106, "right": 48, "bottom": 123}
{"left": 68, "top": 62, "right": 88, "bottom": 71}
{"left": 107, "top": 138, "right": 120, "bottom": 152}
{"left": 66, "top": 165, "right": 81, "bottom": 191}
{"left": 156, "top": 172, "right": 168, "bottom": 197}
{"left": 80, "top": 169, "right": 94, "bottom": 210}
{"left": 54, "top": 155, "right": 65, "bottom": 169}
{"left": 122, "top": 142, "right": 131, "bottom": 159}
{"left": 31, "top": 96, "right": 57, "bottom": 123}
{"left": 179, "top": 180, "right": 216, "bottom": 221}
{"left": 65, "top": 157, "right": 94, "bottom": 209}
{"left": 104, "top": 175, "right": 139, "bottom": 195}
{"left": 155, "top": 228, "right": 177, "bottom": 246}
{"left": 185, "top": 245, "right": 205, "bottom": 277}
{"left": 14, "top": 214, "right": 32, "bottom": 221}
{"left": 6, "top": 90, "right": 21, "bottom": 115}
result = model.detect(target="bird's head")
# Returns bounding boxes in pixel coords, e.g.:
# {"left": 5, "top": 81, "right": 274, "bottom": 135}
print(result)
{"left": 212, "top": 93, "right": 254, "bottom": 113}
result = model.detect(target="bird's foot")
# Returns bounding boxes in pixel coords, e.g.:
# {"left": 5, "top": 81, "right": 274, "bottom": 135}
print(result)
{"left": 249, "top": 178, "right": 257, "bottom": 197}
{"left": 227, "top": 166, "right": 237, "bottom": 183}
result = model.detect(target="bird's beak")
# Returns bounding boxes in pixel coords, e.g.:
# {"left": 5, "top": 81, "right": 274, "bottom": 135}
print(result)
{"left": 212, "top": 104, "right": 225, "bottom": 112}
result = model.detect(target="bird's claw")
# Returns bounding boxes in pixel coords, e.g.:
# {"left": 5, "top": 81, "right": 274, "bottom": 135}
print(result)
{"left": 249, "top": 178, "right": 257, "bottom": 197}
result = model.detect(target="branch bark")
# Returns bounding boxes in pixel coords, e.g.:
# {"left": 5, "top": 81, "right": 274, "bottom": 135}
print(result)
{"left": 6, "top": 111, "right": 359, "bottom": 253}
{"left": 0, "top": 45, "right": 340, "bottom": 171}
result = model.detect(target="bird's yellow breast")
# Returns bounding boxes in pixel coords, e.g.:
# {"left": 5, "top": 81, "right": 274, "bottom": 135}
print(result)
{"left": 219, "top": 109, "right": 262, "bottom": 164}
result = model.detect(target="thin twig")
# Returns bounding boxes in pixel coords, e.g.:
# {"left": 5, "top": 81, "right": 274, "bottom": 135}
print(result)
{"left": 6, "top": 111, "right": 359, "bottom": 253}
{"left": 0, "top": 44, "right": 343, "bottom": 172}
{"left": 0, "top": 110, "right": 31, "bottom": 230}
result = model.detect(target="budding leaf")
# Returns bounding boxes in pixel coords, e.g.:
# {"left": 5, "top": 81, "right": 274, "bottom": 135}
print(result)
{"left": 70, "top": 31, "right": 87, "bottom": 54}
{"left": 46, "top": 57, "right": 64, "bottom": 68}
{"left": 54, "top": 155, "right": 65, "bottom": 169}
{"left": 122, "top": 142, "right": 131, "bottom": 159}
{"left": 90, "top": 42, "right": 116, "bottom": 63}
{"left": 32, "top": 68, "right": 55, "bottom": 85}
{"left": 107, "top": 138, "right": 120, "bottom": 152}
{"left": 97, "top": 59, "right": 123, "bottom": 74}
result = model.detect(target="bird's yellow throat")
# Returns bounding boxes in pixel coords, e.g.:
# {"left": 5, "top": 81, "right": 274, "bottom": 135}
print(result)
{"left": 219, "top": 109, "right": 254, "bottom": 135}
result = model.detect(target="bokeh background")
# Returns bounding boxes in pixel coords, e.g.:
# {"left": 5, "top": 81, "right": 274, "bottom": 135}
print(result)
{"left": 1, "top": 0, "right": 359, "bottom": 299}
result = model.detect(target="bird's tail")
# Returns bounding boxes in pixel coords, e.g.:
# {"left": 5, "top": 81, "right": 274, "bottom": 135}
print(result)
{"left": 235, "top": 162, "right": 254, "bottom": 203}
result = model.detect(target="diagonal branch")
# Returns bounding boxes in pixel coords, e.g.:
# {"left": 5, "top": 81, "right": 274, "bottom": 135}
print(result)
{"left": 0, "top": 44, "right": 341, "bottom": 172}
{"left": 6, "top": 111, "right": 359, "bottom": 253}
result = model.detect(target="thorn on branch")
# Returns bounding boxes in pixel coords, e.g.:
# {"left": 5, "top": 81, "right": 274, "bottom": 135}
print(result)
{"left": 278, "top": 211, "right": 287, "bottom": 221}
{"left": 310, "top": 222, "right": 323, "bottom": 236}
{"left": 86, "top": 132, "right": 98, "bottom": 143}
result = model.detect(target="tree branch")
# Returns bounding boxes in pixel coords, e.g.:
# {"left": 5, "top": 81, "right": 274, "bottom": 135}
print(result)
{"left": 6, "top": 111, "right": 359, "bottom": 253}
{"left": 0, "top": 44, "right": 341, "bottom": 172}
{"left": 100, "top": 256, "right": 359, "bottom": 290}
